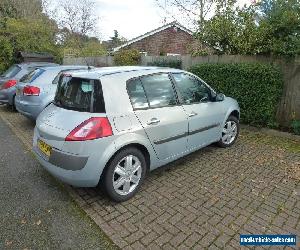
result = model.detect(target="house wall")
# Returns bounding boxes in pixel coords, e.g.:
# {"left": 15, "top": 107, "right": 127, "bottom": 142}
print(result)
{"left": 123, "top": 27, "right": 195, "bottom": 55}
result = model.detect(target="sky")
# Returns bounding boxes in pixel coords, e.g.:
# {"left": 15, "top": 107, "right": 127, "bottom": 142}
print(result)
{"left": 94, "top": 0, "right": 251, "bottom": 41}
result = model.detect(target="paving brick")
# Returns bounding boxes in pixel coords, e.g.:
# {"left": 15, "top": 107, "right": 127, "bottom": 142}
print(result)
{"left": 2, "top": 106, "right": 300, "bottom": 250}
{"left": 131, "top": 241, "right": 144, "bottom": 250}
{"left": 169, "top": 232, "right": 189, "bottom": 247}
{"left": 155, "top": 232, "right": 172, "bottom": 247}
{"left": 140, "top": 231, "right": 158, "bottom": 245}
{"left": 200, "top": 233, "right": 217, "bottom": 248}
{"left": 183, "top": 232, "right": 202, "bottom": 247}
{"left": 214, "top": 234, "right": 231, "bottom": 248}
{"left": 125, "top": 230, "right": 145, "bottom": 244}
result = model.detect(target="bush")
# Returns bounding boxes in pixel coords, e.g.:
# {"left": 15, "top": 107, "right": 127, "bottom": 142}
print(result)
{"left": 147, "top": 59, "right": 182, "bottom": 69}
{"left": 291, "top": 120, "right": 300, "bottom": 135}
{"left": 189, "top": 63, "right": 283, "bottom": 127}
{"left": 114, "top": 49, "right": 140, "bottom": 66}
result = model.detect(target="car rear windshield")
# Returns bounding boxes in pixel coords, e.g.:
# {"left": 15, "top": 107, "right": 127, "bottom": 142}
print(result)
{"left": 1, "top": 65, "right": 21, "bottom": 78}
{"left": 54, "top": 76, "right": 105, "bottom": 113}
{"left": 20, "top": 68, "right": 45, "bottom": 83}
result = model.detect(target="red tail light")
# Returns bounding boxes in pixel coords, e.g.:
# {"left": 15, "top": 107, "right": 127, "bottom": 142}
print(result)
{"left": 2, "top": 79, "right": 17, "bottom": 89}
{"left": 23, "top": 85, "right": 40, "bottom": 96}
{"left": 65, "top": 117, "right": 113, "bottom": 141}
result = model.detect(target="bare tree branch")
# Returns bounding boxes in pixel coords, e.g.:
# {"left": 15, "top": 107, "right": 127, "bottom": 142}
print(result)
{"left": 45, "top": 0, "right": 99, "bottom": 37}
{"left": 156, "top": 0, "right": 217, "bottom": 29}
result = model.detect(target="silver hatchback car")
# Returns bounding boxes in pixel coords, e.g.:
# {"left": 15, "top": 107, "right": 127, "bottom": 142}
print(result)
{"left": 0, "top": 62, "right": 58, "bottom": 107}
{"left": 33, "top": 66, "right": 240, "bottom": 202}
{"left": 15, "top": 65, "right": 90, "bottom": 120}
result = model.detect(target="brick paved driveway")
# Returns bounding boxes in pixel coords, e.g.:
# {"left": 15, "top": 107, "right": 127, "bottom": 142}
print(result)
{"left": 1, "top": 105, "right": 299, "bottom": 249}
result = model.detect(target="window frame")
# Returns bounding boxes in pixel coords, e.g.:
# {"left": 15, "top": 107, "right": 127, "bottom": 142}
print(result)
{"left": 54, "top": 76, "right": 106, "bottom": 113}
{"left": 170, "top": 72, "right": 216, "bottom": 105}
{"left": 126, "top": 72, "right": 181, "bottom": 111}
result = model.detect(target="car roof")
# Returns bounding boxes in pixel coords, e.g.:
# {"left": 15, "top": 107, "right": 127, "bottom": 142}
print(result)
{"left": 17, "top": 62, "right": 59, "bottom": 68}
{"left": 65, "top": 66, "right": 183, "bottom": 79}
{"left": 36, "top": 65, "right": 90, "bottom": 71}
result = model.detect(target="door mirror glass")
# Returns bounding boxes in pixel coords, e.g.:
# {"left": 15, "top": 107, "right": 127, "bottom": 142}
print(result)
{"left": 215, "top": 93, "right": 225, "bottom": 102}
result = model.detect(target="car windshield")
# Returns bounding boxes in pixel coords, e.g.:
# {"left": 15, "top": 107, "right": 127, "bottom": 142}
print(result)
{"left": 1, "top": 65, "right": 21, "bottom": 78}
{"left": 54, "top": 75, "right": 105, "bottom": 113}
{"left": 20, "top": 68, "right": 45, "bottom": 83}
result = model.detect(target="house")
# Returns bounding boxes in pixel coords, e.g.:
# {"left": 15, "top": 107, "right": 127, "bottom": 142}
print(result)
{"left": 113, "top": 22, "right": 197, "bottom": 56}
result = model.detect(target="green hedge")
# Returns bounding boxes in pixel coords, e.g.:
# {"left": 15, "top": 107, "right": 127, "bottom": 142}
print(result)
{"left": 189, "top": 63, "right": 283, "bottom": 127}
{"left": 114, "top": 49, "right": 141, "bottom": 66}
{"left": 147, "top": 59, "right": 182, "bottom": 69}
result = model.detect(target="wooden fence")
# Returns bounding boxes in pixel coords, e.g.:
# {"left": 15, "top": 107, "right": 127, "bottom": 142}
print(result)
{"left": 63, "top": 55, "right": 300, "bottom": 127}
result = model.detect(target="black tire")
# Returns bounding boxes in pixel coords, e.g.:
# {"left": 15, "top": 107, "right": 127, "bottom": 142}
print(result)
{"left": 11, "top": 95, "right": 17, "bottom": 112}
{"left": 103, "top": 147, "right": 147, "bottom": 202}
{"left": 217, "top": 115, "right": 240, "bottom": 148}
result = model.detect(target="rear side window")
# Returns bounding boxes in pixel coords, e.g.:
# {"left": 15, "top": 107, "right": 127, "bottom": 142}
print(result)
{"left": 127, "top": 78, "right": 149, "bottom": 109}
{"left": 20, "top": 68, "right": 45, "bottom": 83}
{"left": 1, "top": 65, "right": 21, "bottom": 78}
{"left": 54, "top": 76, "right": 105, "bottom": 113}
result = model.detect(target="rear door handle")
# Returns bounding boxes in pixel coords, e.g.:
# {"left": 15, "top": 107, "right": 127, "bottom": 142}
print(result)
{"left": 188, "top": 111, "right": 198, "bottom": 117}
{"left": 147, "top": 118, "right": 160, "bottom": 125}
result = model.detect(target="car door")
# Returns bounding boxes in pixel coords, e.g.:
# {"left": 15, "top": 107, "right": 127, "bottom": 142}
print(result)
{"left": 127, "top": 73, "right": 189, "bottom": 161}
{"left": 171, "top": 73, "right": 225, "bottom": 150}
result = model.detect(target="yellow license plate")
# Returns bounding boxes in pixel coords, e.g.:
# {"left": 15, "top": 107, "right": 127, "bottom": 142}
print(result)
{"left": 16, "top": 89, "right": 21, "bottom": 95}
{"left": 38, "top": 139, "right": 52, "bottom": 157}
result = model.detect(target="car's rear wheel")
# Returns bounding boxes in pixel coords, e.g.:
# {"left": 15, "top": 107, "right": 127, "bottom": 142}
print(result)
{"left": 217, "top": 115, "right": 239, "bottom": 147}
{"left": 103, "top": 147, "right": 146, "bottom": 202}
{"left": 11, "top": 95, "right": 17, "bottom": 112}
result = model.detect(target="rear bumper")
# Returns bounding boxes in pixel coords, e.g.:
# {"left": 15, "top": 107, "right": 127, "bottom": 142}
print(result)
{"left": 33, "top": 145, "right": 100, "bottom": 187}
{"left": 0, "top": 88, "right": 15, "bottom": 105}
{"left": 32, "top": 127, "right": 105, "bottom": 187}
{"left": 15, "top": 100, "right": 42, "bottom": 120}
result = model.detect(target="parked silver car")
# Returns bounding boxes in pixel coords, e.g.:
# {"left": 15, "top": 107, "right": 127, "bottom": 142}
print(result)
{"left": 0, "top": 62, "right": 58, "bottom": 107}
{"left": 15, "top": 65, "right": 90, "bottom": 120}
{"left": 33, "top": 66, "right": 240, "bottom": 202}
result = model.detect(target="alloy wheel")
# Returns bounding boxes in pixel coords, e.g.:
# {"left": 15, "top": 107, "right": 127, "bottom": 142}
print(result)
{"left": 112, "top": 155, "right": 142, "bottom": 196}
{"left": 221, "top": 120, "right": 238, "bottom": 145}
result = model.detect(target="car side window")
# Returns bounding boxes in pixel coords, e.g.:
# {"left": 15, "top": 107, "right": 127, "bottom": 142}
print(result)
{"left": 173, "top": 73, "right": 211, "bottom": 104}
{"left": 127, "top": 78, "right": 149, "bottom": 110}
{"left": 140, "top": 73, "right": 177, "bottom": 108}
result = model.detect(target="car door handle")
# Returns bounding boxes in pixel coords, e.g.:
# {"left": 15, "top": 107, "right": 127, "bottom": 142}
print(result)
{"left": 147, "top": 118, "right": 160, "bottom": 125}
{"left": 188, "top": 112, "right": 198, "bottom": 117}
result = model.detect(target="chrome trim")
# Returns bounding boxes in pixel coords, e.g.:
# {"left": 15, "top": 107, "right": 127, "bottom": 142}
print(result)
{"left": 189, "top": 123, "right": 220, "bottom": 136}
{"left": 153, "top": 123, "right": 220, "bottom": 145}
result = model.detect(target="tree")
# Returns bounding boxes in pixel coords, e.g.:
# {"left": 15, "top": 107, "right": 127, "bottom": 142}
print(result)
{"left": 0, "top": 0, "right": 44, "bottom": 19}
{"left": 47, "top": 0, "right": 99, "bottom": 37}
{"left": 197, "top": 6, "right": 259, "bottom": 54}
{"left": 256, "top": 0, "right": 300, "bottom": 55}
{"left": 0, "top": 17, "right": 62, "bottom": 72}
{"left": 197, "top": 0, "right": 300, "bottom": 56}
{"left": 43, "top": 0, "right": 104, "bottom": 57}
{"left": 110, "top": 30, "right": 125, "bottom": 47}
{"left": 63, "top": 35, "right": 106, "bottom": 57}
{"left": 156, "top": 0, "right": 216, "bottom": 29}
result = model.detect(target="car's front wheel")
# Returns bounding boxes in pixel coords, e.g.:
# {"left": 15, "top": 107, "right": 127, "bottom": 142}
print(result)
{"left": 103, "top": 147, "right": 146, "bottom": 202}
{"left": 217, "top": 115, "right": 239, "bottom": 147}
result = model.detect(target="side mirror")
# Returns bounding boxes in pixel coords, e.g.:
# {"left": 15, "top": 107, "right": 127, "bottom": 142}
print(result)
{"left": 215, "top": 93, "right": 225, "bottom": 102}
